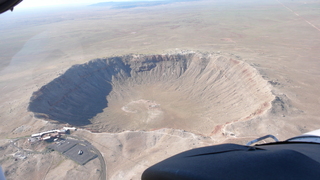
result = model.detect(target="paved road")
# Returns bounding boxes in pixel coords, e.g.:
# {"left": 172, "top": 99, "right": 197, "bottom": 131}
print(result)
{"left": 68, "top": 136, "right": 106, "bottom": 180}
{"left": 8, "top": 136, "right": 107, "bottom": 180}
{"left": 90, "top": 143, "right": 106, "bottom": 180}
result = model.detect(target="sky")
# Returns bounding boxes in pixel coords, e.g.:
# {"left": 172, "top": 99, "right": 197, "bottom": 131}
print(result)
{"left": 16, "top": 0, "right": 141, "bottom": 9}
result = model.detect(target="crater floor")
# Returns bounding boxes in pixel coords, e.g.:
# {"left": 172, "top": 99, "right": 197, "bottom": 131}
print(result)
{"left": 29, "top": 52, "right": 274, "bottom": 135}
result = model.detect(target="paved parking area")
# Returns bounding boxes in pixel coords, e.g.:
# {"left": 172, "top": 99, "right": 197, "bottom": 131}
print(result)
{"left": 64, "top": 144, "right": 97, "bottom": 165}
{"left": 48, "top": 139, "right": 97, "bottom": 165}
{"left": 48, "top": 139, "right": 78, "bottom": 153}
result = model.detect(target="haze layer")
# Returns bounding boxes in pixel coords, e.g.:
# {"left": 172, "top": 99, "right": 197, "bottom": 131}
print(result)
{"left": 29, "top": 52, "right": 274, "bottom": 135}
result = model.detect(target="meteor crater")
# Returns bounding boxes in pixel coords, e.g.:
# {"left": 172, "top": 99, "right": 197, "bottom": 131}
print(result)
{"left": 29, "top": 52, "right": 274, "bottom": 135}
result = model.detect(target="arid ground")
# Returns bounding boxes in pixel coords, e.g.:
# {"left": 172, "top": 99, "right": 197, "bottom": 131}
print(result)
{"left": 0, "top": 0, "right": 320, "bottom": 179}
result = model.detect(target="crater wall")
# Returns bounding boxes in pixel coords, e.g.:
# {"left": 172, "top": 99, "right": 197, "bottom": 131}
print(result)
{"left": 29, "top": 52, "right": 274, "bottom": 135}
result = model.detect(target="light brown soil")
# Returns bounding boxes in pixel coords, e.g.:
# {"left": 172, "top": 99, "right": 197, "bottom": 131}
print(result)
{"left": 1, "top": 0, "right": 320, "bottom": 179}
{"left": 28, "top": 53, "right": 274, "bottom": 136}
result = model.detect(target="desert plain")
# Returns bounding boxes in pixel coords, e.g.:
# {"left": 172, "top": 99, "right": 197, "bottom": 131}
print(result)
{"left": 0, "top": 0, "right": 320, "bottom": 179}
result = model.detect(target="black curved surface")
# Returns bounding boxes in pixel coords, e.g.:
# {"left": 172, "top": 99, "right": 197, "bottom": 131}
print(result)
{"left": 142, "top": 142, "right": 320, "bottom": 180}
{"left": 0, "top": 0, "right": 23, "bottom": 14}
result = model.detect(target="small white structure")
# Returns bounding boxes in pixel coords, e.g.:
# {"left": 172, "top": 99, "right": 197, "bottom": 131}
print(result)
{"left": 63, "top": 127, "right": 77, "bottom": 131}
{"left": 31, "top": 133, "right": 42, "bottom": 138}
{"left": 30, "top": 128, "right": 69, "bottom": 142}
{"left": 42, "top": 136, "right": 51, "bottom": 140}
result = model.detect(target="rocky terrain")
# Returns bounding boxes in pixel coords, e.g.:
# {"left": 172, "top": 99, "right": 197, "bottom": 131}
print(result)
{"left": 1, "top": 0, "right": 320, "bottom": 179}
{"left": 29, "top": 52, "right": 274, "bottom": 136}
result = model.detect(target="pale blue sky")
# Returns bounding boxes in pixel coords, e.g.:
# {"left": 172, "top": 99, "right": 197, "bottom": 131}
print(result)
{"left": 17, "top": 0, "right": 142, "bottom": 8}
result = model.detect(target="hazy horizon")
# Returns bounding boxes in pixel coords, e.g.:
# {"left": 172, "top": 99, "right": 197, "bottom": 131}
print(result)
{"left": 15, "top": 0, "right": 185, "bottom": 9}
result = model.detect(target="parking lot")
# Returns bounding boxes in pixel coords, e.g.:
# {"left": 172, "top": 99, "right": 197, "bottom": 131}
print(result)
{"left": 48, "top": 139, "right": 78, "bottom": 153}
{"left": 48, "top": 139, "right": 97, "bottom": 165}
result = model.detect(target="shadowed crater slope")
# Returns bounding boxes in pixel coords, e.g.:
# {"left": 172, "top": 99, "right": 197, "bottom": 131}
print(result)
{"left": 29, "top": 52, "right": 274, "bottom": 135}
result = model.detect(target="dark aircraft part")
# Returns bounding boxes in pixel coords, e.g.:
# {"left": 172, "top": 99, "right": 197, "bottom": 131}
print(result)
{"left": 0, "top": 0, "right": 23, "bottom": 14}
{"left": 142, "top": 142, "right": 320, "bottom": 180}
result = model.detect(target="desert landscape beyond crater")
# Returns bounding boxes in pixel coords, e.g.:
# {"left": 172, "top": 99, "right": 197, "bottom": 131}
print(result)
{"left": 2, "top": 1, "right": 320, "bottom": 179}
{"left": 29, "top": 52, "right": 274, "bottom": 135}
